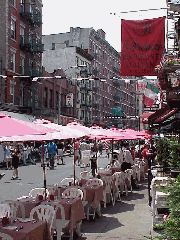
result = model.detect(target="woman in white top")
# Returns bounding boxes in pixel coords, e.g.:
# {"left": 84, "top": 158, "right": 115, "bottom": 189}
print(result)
{"left": 5, "top": 143, "right": 12, "bottom": 170}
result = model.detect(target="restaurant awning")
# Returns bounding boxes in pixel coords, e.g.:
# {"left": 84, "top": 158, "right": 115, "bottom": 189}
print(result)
{"left": 148, "top": 105, "right": 178, "bottom": 124}
{"left": 142, "top": 112, "right": 154, "bottom": 124}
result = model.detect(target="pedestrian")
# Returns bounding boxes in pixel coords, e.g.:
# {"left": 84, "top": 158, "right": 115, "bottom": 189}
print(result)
{"left": 5, "top": 143, "right": 12, "bottom": 170}
{"left": 29, "top": 143, "right": 36, "bottom": 165}
{"left": 39, "top": 144, "right": 47, "bottom": 167}
{"left": 11, "top": 148, "right": 19, "bottom": 179}
{"left": 47, "top": 140, "right": 57, "bottom": 169}
{"left": 142, "top": 144, "right": 153, "bottom": 173}
{"left": 57, "top": 140, "right": 64, "bottom": 165}
{"left": 97, "top": 140, "right": 103, "bottom": 157}
{"left": 74, "top": 139, "right": 81, "bottom": 165}
{"left": 22, "top": 143, "right": 27, "bottom": 166}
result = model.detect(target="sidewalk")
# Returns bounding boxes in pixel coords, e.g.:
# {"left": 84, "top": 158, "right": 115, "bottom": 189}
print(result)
{"left": 77, "top": 180, "right": 162, "bottom": 240}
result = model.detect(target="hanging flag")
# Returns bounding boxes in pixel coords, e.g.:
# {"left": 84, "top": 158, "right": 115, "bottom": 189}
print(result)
{"left": 142, "top": 89, "right": 157, "bottom": 107}
{"left": 146, "top": 82, "right": 160, "bottom": 94}
{"left": 121, "top": 17, "right": 165, "bottom": 76}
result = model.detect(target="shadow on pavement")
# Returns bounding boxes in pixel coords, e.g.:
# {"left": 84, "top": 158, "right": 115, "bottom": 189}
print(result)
{"left": 81, "top": 215, "right": 124, "bottom": 234}
{"left": 101, "top": 201, "right": 135, "bottom": 215}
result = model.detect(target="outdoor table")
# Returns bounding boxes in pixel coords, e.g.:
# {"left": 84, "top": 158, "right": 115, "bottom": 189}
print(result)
{"left": 0, "top": 220, "right": 51, "bottom": 240}
{"left": 17, "top": 196, "right": 43, "bottom": 218}
{"left": 83, "top": 185, "right": 103, "bottom": 209}
{"left": 45, "top": 197, "right": 85, "bottom": 234}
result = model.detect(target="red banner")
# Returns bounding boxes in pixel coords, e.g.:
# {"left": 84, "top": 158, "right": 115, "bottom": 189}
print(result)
{"left": 121, "top": 17, "right": 165, "bottom": 76}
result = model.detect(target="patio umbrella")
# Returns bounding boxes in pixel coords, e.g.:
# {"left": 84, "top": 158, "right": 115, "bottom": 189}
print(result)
{"left": 0, "top": 114, "right": 56, "bottom": 137}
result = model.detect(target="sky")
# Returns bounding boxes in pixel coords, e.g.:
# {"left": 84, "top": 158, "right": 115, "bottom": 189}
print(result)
{"left": 42, "top": 0, "right": 167, "bottom": 53}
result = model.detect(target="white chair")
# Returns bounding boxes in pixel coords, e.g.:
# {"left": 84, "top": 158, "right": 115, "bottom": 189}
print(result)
{"left": 62, "top": 187, "right": 83, "bottom": 200}
{"left": 0, "top": 233, "right": 13, "bottom": 240}
{"left": 86, "top": 178, "right": 103, "bottom": 187}
{"left": 29, "top": 188, "right": 50, "bottom": 198}
{"left": 40, "top": 202, "right": 69, "bottom": 240}
{"left": 0, "top": 204, "right": 11, "bottom": 219}
{"left": 101, "top": 176, "right": 114, "bottom": 208}
{"left": 30, "top": 205, "right": 55, "bottom": 234}
{"left": 139, "top": 161, "right": 146, "bottom": 180}
{"left": 2, "top": 200, "right": 25, "bottom": 219}
{"left": 60, "top": 178, "right": 75, "bottom": 186}
{"left": 125, "top": 169, "right": 133, "bottom": 193}
{"left": 117, "top": 171, "right": 128, "bottom": 196}
{"left": 80, "top": 171, "right": 93, "bottom": 179}
{"left": 132, "top": 164, "right": 141, "bottom": 182}
{"left": 47, "top": 184, "right": 58, "bottom": 195}
{"left": 112, "top": 172, "right": 121, "bottom": 202}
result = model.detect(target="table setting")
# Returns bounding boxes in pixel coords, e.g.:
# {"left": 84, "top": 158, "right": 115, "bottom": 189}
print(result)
{"left": 0, "top": 217, "right": 51, "bottom": 240}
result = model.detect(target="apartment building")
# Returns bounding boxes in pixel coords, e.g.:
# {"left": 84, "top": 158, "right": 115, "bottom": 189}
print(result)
{"left": 43, "top": 44, "right": 93, "bottom": 125}
{"left": 0, "top": 0, "right": 43, "bottom": 111}
{"left": 43, "top": 27, "right": 136, "bottom": 127}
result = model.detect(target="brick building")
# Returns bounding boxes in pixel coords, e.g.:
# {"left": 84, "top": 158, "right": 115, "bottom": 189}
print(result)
{"left": 42, "top": 27, "right": 136, "bottom": 128}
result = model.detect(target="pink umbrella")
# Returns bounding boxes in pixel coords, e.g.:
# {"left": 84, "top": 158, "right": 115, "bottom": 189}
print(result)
{"left": 0, "top": 115, "right": 56, "bottom": 138}
{"left": 36, "top": 122, "right": 86, "bottom": 139}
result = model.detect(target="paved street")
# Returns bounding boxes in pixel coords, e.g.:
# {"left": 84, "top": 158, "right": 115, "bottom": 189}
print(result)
{"left": 0, "top": 152, "right": 110, "bottom": 202}
{"left": 0, "top": 152, "right": 161, "bottom": 240}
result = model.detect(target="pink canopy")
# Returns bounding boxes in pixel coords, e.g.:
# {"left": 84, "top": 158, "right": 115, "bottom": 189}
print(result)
{"left": 35, "top": 122, "right": 86, "bottom": 139}
{"left": 0, "top": 115, "right": 56, "bottom": 138}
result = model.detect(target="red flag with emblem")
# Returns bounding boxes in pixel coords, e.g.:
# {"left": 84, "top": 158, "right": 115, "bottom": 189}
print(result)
{"left": 121, "top": 17, "right": 165, "bottom": 76}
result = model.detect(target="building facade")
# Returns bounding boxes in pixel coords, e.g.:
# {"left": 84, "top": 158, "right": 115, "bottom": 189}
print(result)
{"left": 43, "top": 27, "right": 136, "bottom": 127}
{"left": 0, "top": 0, "right": 43, "bottom": 112}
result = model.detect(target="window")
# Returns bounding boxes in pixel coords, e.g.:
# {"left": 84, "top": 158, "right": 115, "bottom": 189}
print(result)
{"left": 52, "top": 43, "right": 55, "bottom": 50}
{"left": 19, "top": 56, "right": 24, "bottom": 75}
{"left": 20, "top": 25, "right": 25, "bottom": 44}
{"left": 10, "top": 80, "right": 15, "bottom": 104}
{"left": 10, "top": 51, "right": 16, "bottom": 72}
{"left": 20, "top": 0, "right": 25, "bottom": 12}
{"left": 11, "top": 0, "right": 16, "bottom": 7}
{"left": 49, "top": 89, "right": 53, "bottom": 108}
{"left": 56, "top": 91, "right": 59, "bottom": 110}
{"left": 11, "top": 17, "right": 16, "bottom": 40}
{"left": 44, "top": 87, "right": 48, "bottom": 108}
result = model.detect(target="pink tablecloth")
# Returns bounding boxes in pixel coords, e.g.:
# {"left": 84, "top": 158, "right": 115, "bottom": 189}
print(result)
{"left": 0, "top": 220, "right": 51, "bottom": 240}
{"left": 83, "top": 185, "right": 103, "bottom": 209}
{"left": 44, "top": 197, "right": 85, "bottom": 231}
{"left": 17, "top": 197, "right": 43, "bottom": 218}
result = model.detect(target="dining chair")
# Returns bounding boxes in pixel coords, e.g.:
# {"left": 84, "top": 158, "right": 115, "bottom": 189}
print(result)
{"left": 47, "top": 184, "right": 58, "bottom": 195}
{"left": 117, "top": 171, "right": 128, "bottom": 196}
{"left": 61, "top": 187, "right": 83, "bottom": 200}
{"left": 0, "top": 232, "right": 13, "bottom": 240}
{"left": 60, "top": 178, "right": 75, "bottom": 186}
{"left": 1, "top": 200, "right": 25, "bottom": 219}
{"left": 85, "top": 178, "right": 103, "bottom": 187}
{"left": 132, "top": 164, "right": 141, "bottom": 182}
{"left": 30, "top": 205, "right": 55, "bottom": 235}
{"left": 80, "top": 171, "right": 93, "bottom": 179}
{"left": 125, "top": 169, "right": 133, "bottom": 193}
{"left": 40, "top": 202, "right": 69, "bottom": 240}
{"left": 0, "top": 204, "right": 11, "bottom": 219}
{"left": 112, "top": 172, "right": 121, "bottom": 202}
{"left": 29, "top": 187, "right": 50, "bottom": 198}
{"left": 101, "top": 176, "right": 114, "bottom": 208}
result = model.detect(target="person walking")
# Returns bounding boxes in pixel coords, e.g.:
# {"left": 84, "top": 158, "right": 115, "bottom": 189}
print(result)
{"left": 57, "top": 140, "right": 64, "bottom": 165}
{"left": 5, "top": 143, "right": 12, "bottom": 170}
{"left": 47, "top": 140, "right": 57, "bottom": 169}
{"left": 39, "top": 144, "right": 47, "bottom": 167}
{"left": 22, "top": 143, "right": 27, "bottom": 166}
{"left": 11, "top": 148, "right": 19, "bottom": 179}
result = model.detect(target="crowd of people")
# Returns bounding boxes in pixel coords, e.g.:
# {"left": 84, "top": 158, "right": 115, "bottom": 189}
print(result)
{"left": 0, "top": 137, "right": 157, "bottom": 181}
